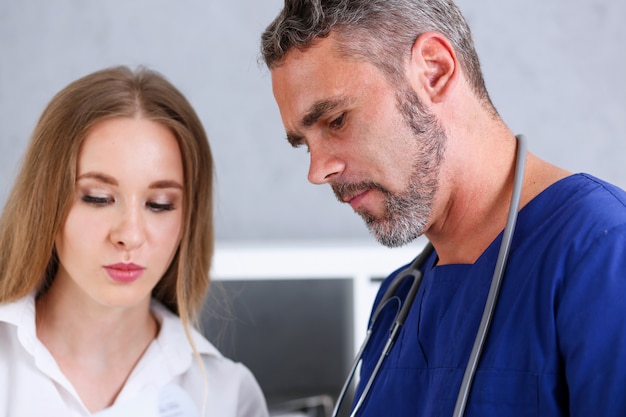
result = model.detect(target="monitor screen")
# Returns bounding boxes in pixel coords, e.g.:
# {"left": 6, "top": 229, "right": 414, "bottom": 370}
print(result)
{"left": 200, "top": 278, "right": 354, "bottom": 414}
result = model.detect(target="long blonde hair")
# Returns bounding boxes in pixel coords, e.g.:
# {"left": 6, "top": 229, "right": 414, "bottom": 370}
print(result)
{"left": 0, "top": 66, "right": 214, "bottom": 330}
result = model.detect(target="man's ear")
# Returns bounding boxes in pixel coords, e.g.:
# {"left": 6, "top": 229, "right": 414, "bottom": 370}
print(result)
{"left": 405, "top": 32, "right": 458, "bottom": 103}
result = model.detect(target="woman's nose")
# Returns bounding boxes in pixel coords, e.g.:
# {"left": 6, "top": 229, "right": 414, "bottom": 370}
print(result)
{"left": 109, "top": 206, "right": 146, "bottom": 251}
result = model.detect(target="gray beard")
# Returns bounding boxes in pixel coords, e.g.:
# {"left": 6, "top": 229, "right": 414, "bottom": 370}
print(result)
{"left": 361, "top": 178, "right": 435, "bottom": 247}
{"left": 359, "top": 86, "right": 447, "bottom": 248}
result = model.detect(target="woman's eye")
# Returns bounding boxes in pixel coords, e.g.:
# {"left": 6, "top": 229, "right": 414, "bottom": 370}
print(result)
{"left": 147, "top": 202, "right": 175, "bottom": 212}
{"left": 329, "top": 113, "right": 346, "bottom": 129}
{"left": 81, "top": 195, "right": 112, "bottom": 206}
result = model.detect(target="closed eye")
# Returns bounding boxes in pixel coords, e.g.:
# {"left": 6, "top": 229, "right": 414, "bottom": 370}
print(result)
{"left": 81, "top": 195, "right": 112, "bottom": 206}
{"left": 147, "top": 202, "right": 176, "bottom": 212}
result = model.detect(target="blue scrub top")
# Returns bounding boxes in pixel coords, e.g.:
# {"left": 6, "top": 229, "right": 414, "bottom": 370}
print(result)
{"left": 355, "top": 174, "right": 626, "bottom": 417}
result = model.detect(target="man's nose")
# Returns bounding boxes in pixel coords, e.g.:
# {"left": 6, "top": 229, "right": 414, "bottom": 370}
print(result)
{"left": 307, "top": 141, "right": 345, "bottom": 185}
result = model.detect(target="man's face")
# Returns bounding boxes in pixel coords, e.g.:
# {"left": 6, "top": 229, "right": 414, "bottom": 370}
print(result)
{"left": 271, "top": 35, "right": 447, "bottom": 247}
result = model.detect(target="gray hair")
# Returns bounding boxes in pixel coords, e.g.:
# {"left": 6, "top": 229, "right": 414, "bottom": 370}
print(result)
{"left": 261, "top": 0, "right": 492, "bottom": 106}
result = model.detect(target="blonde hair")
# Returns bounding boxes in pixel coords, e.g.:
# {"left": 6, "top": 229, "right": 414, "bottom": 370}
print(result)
{"left": 0, "top": 66, "right": 214, "bottom": 330}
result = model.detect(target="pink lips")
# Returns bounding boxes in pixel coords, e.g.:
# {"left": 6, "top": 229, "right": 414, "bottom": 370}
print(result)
{"left": 104, "top": 263, "right": 145, "bottom": 283}
{"left": 346, "top": 189, "right": 370, "bottom": 210}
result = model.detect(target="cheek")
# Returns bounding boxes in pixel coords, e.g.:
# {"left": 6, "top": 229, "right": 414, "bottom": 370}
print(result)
{"left": 150, "top": 214, "right": 184, "bottom": 253}
{"left": 56, "top": 207, "right": 102, "bottom": 254}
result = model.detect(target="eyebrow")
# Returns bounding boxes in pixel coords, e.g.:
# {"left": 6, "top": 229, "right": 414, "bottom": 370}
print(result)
{"left": 285, "top": 96, "right": 351, "bottom": 147}
{"left": 77, "top": 172, "right": 118, "bottom": 186}
{"left": 77, "top": 172, "right": 183, "bottom": 190}
{"left": 149, "top": 179, "right": 184, "bottom": 190}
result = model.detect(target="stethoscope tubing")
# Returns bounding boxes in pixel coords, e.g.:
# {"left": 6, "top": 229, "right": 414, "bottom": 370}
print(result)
{"left": 452, "top": 133, "right": 527, "bottom": 417}
{"left": 349, "top": 244, "right": 433, "bottom": 417}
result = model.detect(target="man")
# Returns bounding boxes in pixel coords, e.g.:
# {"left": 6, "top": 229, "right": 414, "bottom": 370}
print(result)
{"left": 260, "top": 1, "right": 626, "bottom": 416}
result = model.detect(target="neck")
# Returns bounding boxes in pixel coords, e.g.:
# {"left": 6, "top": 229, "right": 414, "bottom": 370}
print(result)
{"left": 38, "top": 298, "right": 155, "bottom": 353}
{"left": 425, "top": 131, "right": 570, "bottom": 265}
{"left": 36, "top": 286, "right": 158, "bottom": 359}
{"left": 35, "top": 281, "right": 159, "bottom": 412}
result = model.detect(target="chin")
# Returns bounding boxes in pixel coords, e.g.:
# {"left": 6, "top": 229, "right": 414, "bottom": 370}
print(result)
{"left": 366, "top": 217, "right": 424, "bottom": 248}
{"left": 95, "top": 288, "right": 153, "bottom": 311}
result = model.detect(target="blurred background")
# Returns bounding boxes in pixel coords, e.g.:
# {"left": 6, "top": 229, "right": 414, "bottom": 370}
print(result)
{"left": 1, "top": 0, "right": 625, "bottom": 243}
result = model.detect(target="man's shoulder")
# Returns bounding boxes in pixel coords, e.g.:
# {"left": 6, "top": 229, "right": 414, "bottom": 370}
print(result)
{"left": 531, "top": 173, "right": 626, "bottom": 227}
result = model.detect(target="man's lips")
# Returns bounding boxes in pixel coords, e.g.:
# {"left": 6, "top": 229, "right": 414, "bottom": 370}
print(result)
{"left": 345, "top": 189, "right": 370, "bottom": 210}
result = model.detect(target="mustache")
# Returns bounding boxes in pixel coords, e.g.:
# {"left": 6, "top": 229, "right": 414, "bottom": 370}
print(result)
{"left": 332, "top": 181, "right": 388, "bottom": 202}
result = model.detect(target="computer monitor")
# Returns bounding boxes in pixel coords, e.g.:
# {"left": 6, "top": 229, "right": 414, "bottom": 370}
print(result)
{"left": 200, "top": 277, "right": 354, "bottom": 415}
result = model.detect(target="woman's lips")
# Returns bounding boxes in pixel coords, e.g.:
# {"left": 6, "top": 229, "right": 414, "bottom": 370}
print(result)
{"left": 103, "top": 263, "right": 145, "bottom": 283}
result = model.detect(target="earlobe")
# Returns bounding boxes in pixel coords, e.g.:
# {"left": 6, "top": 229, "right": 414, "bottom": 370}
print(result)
{"left": 406, "top": 32, "right": 458, "bottom": 103}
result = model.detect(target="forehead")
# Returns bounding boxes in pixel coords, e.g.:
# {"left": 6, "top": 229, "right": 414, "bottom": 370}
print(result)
{"left": 78, "top": 117, "right": 183, "bottom": 181}
{"left": 270, "top": 35, "right": 388, "bottom": 130}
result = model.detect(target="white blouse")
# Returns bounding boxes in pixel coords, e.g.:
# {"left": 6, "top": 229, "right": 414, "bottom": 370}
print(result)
{"left": 0, "top": 294, "right": 269, "bottom": 417}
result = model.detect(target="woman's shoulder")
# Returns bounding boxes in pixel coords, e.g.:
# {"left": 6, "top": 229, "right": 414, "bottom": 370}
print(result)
{"left": 0, "top": 293, "right": 37, "bottom": 347}
{"left": 150, "top": 299, "right": 258, "bottom": 374}
{"left": 149, "top": 301, "right": 269, "bottom": 416}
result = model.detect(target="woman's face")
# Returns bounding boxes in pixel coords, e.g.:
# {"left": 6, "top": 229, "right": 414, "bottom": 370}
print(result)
{"left": 53, "top": 117, "right": 184, "bottom": 311}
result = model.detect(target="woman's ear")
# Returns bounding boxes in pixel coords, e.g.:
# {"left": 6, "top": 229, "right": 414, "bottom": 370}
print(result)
{"left": 405, "top": 32, "right": 458, "bottom": 103}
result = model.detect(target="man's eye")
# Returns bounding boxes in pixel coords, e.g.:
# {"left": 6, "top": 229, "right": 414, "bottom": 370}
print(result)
{"left": 81, "top": 195, "right": 112, "bottom": 206}
{"left": 329, "top": 113, "right": 346, "bottom": 129}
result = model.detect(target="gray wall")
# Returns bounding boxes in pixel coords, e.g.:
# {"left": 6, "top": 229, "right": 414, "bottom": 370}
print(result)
{"left": 1, "top": 1, "right": 625, "bottom": 243}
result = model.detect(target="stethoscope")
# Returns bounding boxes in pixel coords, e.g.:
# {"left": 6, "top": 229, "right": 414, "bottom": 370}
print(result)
{"left": 332, "top": 134, "right": 527, "bottom": 417}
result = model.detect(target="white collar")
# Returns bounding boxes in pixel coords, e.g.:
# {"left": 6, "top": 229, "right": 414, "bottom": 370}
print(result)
{"left": 0, "top": 293, "right": 222, "bottom": 365}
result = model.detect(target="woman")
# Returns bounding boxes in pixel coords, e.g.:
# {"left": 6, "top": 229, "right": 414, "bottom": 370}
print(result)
{"left": 0, "top": 66, "right": 269, "bottom": 417}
